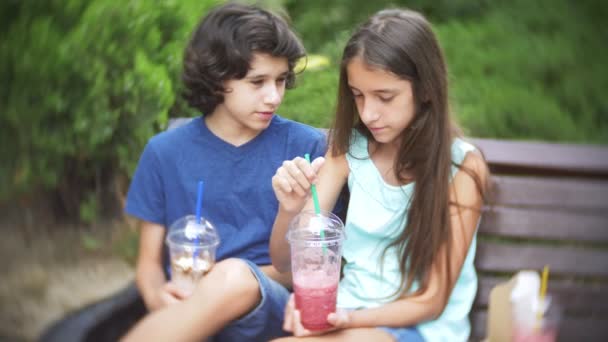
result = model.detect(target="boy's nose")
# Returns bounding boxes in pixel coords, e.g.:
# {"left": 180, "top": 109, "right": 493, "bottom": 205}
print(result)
{"left": 264, "top": 86, "right": 282, "bottom": 105}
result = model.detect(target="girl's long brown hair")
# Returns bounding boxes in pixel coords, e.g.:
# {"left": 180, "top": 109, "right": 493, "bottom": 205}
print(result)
{"left": 330, "top": 9, "right": 486, "bottom": 299}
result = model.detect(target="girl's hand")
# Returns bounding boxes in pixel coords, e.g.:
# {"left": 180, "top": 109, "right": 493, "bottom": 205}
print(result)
{"left": 283, "top": 294, "right": 351, "bottom": 337}
{"left": 272, "top": 156, "right": 325, "bottom": 214}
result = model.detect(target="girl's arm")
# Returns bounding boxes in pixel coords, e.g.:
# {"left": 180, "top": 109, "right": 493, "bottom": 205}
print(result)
{"left": 270, "top": 150, "right": 349, "bottom": 273}
{"left": 339, "top": 151, "right": 489, "bottom": 328}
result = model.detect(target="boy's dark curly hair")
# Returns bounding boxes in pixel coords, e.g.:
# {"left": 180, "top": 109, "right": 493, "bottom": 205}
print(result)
{"left": 182, "top": 2, "right": 305, "bottom": 115}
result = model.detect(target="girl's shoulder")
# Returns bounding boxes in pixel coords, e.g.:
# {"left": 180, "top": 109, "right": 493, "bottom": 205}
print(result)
{"left": 451, "top": 138, "right": 477, "bottom": 163}
{"left": 450, "top": 138, "right": 489, "bottom": 183}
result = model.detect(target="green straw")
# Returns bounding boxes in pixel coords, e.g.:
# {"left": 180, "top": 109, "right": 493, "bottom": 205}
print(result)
{"left": 305, "top": 154, "right": 321, "bottom": 215}
{"left": 305, "top": 154, "right": 326, "bottom": 254}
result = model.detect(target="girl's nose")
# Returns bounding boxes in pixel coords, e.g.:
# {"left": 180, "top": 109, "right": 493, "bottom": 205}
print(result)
{"left": 360, "top": 102, "right": 380, "bottom": 123}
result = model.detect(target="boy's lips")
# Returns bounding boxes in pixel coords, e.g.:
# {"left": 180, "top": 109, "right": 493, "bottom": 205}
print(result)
{"left": 256, "top": 111, "right": 274, "bottom": 120}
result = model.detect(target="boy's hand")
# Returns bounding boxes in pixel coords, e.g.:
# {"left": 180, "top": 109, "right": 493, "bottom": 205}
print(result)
{"left": 282, "top": 294, "right": 350, "bottom": 337}
{"left": 272, "top": 156, "right": 325, "bottom": 214}
{"left": 157, "top": 282, "right": 191, "bottom": 308}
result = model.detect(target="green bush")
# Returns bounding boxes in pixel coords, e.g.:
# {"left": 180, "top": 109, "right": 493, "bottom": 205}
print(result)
{"left": 0, "top": 0, "right": 219, "bottom": 219}
{"left": 441, "top": 0, "right": 608, "bottom": 143}
{"left": 1, "top": 0, "right": 606, "bottom": 222}
{"left": 282, "top": 0, "right": 608, "bottom": 144}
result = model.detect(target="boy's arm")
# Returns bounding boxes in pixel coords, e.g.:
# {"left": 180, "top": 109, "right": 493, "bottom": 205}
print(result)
{"left": 135, "top": 221, "right": 176, "bottom": 311}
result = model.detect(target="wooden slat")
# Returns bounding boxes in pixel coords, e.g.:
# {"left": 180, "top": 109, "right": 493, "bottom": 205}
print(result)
{"left": 474, "top": 276, "right": 608, "bottom": 314}
{"left": 488, "top": 176, "right": 608, "bottom": 210}
{"left": 475, "top": 242, "right": 608, "bottom": 277}
{"left": 478, "top": 207, "right": 608, "bottom": 242}
{"left": 471, "top": 138, "right": 608, "bottom": 177}
{"left": 470, "top": 311, "right": 608, "bottom": 342}
{"left": 469, "top": 311, "right": 485, "bottom": 342}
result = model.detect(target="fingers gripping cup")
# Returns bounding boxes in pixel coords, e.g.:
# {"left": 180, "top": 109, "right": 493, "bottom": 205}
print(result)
{"left": 166, "top": 215, "right": 220, "bottom": 294}
{"left": 287, "top": 210, "right": 345, "bottom": 331}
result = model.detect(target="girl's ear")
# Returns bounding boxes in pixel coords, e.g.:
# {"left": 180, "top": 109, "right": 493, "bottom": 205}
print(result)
{"left": 419, "top": 88, "right": 431, "bottom": 103}
{"left": 410, "top": 102, "right": 431, "bottom": 130}
{"left": 410, "top": 112, "right": 428, "bottom": 131}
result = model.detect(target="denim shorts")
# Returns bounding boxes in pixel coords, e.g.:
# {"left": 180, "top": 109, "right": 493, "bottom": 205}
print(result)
{"left": 377, "top": 326, "right": 425, "bottom": 342}
{"left": 213, "top": 260, "right": 290, "bottom": 342}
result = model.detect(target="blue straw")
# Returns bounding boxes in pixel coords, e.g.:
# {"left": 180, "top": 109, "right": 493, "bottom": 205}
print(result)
{"left": 195, "top": 180, "right": 204, "bottom": 224}
{"left": 193, "top": 180, "right": 204, "bottom": 262}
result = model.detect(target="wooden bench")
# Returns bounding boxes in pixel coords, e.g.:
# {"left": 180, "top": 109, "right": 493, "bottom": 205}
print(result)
{"left": 469, "top": 138, "right": 608, "bottom": 342}
{"left": 40, "top": 119, "right": 608, "bottom": 341}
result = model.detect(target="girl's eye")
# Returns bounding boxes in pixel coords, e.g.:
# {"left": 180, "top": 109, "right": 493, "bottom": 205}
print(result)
{"left": 379, "top": 96, "right": 394, "bottom": 103}
{"left": 276, "top": 77, "right": 286, "bottom": 85}
{"left": 251, "top": 79, "right": 264, "bottom": 86}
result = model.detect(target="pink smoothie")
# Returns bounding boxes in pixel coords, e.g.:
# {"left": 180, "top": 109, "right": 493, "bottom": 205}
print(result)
{"left": 512, "top": 327, "right": 558, "bottom": 342}
{"left": 294, "top": 282, "right": 338, "bottom": 330}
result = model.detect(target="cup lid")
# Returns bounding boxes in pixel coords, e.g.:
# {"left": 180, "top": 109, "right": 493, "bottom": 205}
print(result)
{"left": 286, "top": 210, "right": 345, "bottom": 247}
{"left": 166, "top": 215, "right": 220, "bottom": 248}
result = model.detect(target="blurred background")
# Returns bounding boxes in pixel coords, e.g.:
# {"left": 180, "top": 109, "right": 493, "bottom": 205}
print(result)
{"left": 1, "top": 0, "right": 606, "bottom": 340}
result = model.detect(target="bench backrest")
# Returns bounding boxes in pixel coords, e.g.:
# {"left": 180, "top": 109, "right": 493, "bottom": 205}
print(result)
{"left": 470, "top": 138, "right": 608, "bottom": 342}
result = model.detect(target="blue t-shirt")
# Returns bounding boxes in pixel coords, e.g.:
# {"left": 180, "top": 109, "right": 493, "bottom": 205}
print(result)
{"left": 125, "top": 115, "right": 326, "bottom": 276}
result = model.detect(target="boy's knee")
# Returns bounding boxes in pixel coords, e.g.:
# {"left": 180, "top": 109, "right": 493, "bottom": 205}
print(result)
{"left": 209, "top": 258, "right": 260, "bottom": 298}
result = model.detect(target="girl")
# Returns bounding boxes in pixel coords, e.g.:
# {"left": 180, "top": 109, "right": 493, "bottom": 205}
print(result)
{"left": 270, "top": 8, "right": 488, "bottom": 342}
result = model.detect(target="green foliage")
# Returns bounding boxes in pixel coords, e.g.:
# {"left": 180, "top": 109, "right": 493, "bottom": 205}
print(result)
{"left": 441, "top": 0, "right": 608, "bottom": 143}
{"left": 1, "top": 0, "right": 606, "bottom": 221}
{"left": 284, "top": 0, "right": 492, "bottom": 51}
{"left": 1, "top": 0, "right": 219, "bottom": 217}
{"left": 282, "top": 66, "right": 339, "bottom": 128}
{"left": 112, "top": 226, "right": 140, "bottom": 265}
{"left": 81, "top": 233, "right": 102, "bottom": 251}
{"left": 280, "top": 30, "right": 348, "bottom": 128}
{"left": 79, "top": 192, "right": 99, "bottom": 224}
{"left": 281, "top": 0, "right": 608, "bottom": 144}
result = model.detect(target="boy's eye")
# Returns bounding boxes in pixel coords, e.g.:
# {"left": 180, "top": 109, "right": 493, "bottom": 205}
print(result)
{"left": 276, "top": 77, "right": 286, "bottom": 84}
{"left": 379, "top": 96, "right": 394, "bottom": 103}
{"left": 250, "top": 79, "right": 264, "bottom": 86}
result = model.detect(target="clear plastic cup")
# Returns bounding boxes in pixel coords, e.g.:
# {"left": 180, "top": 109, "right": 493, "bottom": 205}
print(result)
{"left": 166, "top": 215, "right": 220, "bottom": 294}
{"left": 512, "top": 295, "right": 561, "bottom": 342}
{"left": 287, "top": 210, "right": 345, "bottom": 331}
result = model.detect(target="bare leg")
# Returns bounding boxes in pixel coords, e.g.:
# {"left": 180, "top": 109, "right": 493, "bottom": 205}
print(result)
{"left": 122, "top": 258, "right": 262, "bottom": 342}
{"left": 270, "top": 328, "right": 395, "bottom": 342}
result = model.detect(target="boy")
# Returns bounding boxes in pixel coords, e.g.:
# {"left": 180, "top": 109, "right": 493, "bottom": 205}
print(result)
{"left": 122, "top": 3, "right": 325, "bottom": 341}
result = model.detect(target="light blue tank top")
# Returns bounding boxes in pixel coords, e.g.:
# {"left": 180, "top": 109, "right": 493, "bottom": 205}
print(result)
{"left": 337, "top": 130, "right": 478, "bottom": 342}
